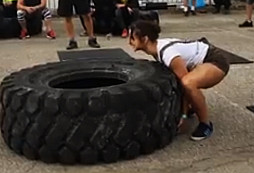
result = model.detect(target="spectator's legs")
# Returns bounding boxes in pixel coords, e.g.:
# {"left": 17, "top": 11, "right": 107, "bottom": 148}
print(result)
{"left": 17, "top": 10, "right": 30, "bottom": 39}
{"left": 246, "top": 3, "right": 253, "bottom": 21}
{"left": 81, "top": 13, "right": 94, "bottom": 38}
{"left": 64, "top": 17, "right": 75, "bottom": 40}
{"left": 213, "top": 0, "right": 221, "bottom": 13}
{"left": 183, "top": 0, "right": 196, "bottom": 16}
{"left": 239, "top": 2, "right": 253, "bottom": 27}
{"left": 64, "top": 17, "right": 78, "bottom": 49}
{"left": 115, "top": 7, "right": 129, "bottom": 37}
{"left": 42, "top": 8, "right": 52, "bottom": 31}
{"left": 79, "top": 15, "right": 87, "bottom": 36}
{"left": 183, "top": 0, "right": 189, "bottom": 16}
{"left": 190, "top": 0, "right": 196, "bottom": 15}
{"left": 42, "top": 8, "right": 56, "bottom": 39}
{"left": 79, "top": 15, "right": 87, "bottom": 37}
{"left": 191, "top": 0, "right": 196, "bottom": 10}
{"left": 115, "top": 8, "right": 126, "bottom": 30}
{"left": 81, "top": 13, "right": 100, "bottom": 48}
{"left": 224, "top": 0, "right": 231, "bottom": 10}
{"left": 17, "top": 10, "right": 27, "bottom": 31}
{"left": 223, "top": 0, "right": 231, "bottom": 14}
{"left": 79, "top": 15, "right": 86, "bottom": 30}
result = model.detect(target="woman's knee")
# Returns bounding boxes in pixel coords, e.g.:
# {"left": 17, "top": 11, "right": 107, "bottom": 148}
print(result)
{"left": 181, "top": 76, "right": 197, "bottom": 90}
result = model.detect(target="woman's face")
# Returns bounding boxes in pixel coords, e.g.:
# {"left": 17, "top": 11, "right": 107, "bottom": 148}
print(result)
{"left": 129, "top": 32, "right": 146, "bottom": 52}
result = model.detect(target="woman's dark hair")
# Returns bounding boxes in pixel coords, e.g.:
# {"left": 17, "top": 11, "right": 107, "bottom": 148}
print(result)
{"left": 130, "top": 20, "right": 161, "bottom": 42}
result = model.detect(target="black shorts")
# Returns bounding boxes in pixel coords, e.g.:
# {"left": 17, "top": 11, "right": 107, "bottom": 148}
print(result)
{"left": 57, "top": 0, "right": 91, "bottom": 17}
{"left": 203, "top": 45, "right": 230, "bottom": 75}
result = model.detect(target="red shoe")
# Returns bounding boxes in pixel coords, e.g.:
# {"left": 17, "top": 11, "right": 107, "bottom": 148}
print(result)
{"left": 121, "top": 29, "right": 128, "bottom": 38}
{"left": 46, "top": 30, "right": 56, "bottom": 39}
{"left": 19, "top": 29, "right": 30, "bottom": 39}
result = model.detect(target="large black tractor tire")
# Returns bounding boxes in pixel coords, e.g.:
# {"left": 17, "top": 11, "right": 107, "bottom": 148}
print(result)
{"left": 0, "top": 59, "right": 182, "bottom": 164}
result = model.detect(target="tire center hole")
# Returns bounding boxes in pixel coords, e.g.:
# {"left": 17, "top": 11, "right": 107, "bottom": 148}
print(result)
{"left": 49, "top": 72, "right": 128, "bottom": 89}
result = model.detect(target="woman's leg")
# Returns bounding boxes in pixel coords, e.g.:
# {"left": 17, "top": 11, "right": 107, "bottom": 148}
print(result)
{"left": 181, "top": 63, "right": 226, "bottom": 124}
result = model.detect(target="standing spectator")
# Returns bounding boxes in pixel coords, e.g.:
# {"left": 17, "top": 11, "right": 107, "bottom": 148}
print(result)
{"left": 17, "top": 0, "right": 56, "bottom": 39}
{"left": 58, "top": 0, "right": 100, "bottom": 50}
{"left": 213, "top": 0, "right": 231, "bottom": 14}
{"left": 239, "top": 0, "right": 253, "bottom": 27}
{"left": 114, "top": 0, "right": 139, "bottom": 38}
{"left": 183, "top": 0, "right": 196, "bottom": 16}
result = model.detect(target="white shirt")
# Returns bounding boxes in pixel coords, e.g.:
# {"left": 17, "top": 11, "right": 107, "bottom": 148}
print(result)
{"left": 157, "top": 38, "right": 209, "bottom": 69}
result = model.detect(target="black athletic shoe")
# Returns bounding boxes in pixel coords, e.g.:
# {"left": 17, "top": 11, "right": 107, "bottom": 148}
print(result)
{"left": 88, "top": 37, "right": 100, "bottom": 48}
{"left": 190, "top": 10, "right": 196, "bottom": 15}
{"left": 190, "top": 122, "right": 213, "bottom": 141}
{"left": 184, "top": 11, "right": 189, "bottom": 17}
{"left": 239, "top": 20, "right": 253, "bottom": 27}
{"left": 66, "top": 40, "right": 78, "bottom": 50}
{"left": 212, "top": 9, "right": 220, "bottom": 14}
{"left": 223, "top": 9, "right": 230, "bottom": 15}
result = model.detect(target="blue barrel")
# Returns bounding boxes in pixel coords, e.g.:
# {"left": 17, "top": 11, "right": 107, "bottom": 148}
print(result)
{"left": 189, "top": 0, "right": 206, "bottom": 8}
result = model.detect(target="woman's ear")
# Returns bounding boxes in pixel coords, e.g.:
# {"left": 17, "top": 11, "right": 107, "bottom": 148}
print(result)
{"left": 143, "top": 36, "right": 149, "bottom": 44}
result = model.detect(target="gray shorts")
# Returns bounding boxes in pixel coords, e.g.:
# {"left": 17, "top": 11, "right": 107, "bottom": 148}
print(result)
{"left": 247, "top": 0, "right": 254, "bottom": 5}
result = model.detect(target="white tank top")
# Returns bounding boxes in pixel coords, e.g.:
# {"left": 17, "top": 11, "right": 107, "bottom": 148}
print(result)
{"left": 157, "top": 38, "right": 209, "bottom": 69}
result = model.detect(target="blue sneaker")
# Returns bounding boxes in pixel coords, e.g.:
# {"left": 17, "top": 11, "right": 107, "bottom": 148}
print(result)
{"left": 190, "top": 122, "right": 213, "bottom": 141}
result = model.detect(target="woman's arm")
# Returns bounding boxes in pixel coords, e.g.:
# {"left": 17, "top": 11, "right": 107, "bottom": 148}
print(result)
{"left": 169, "top": 56, "right": 188, "bottom": 80}
{"left": 170, "top": 56, "right": 189, "bottom": 128}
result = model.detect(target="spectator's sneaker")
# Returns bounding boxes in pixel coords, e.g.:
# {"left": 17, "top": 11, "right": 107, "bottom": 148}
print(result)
{"left": 190, "top": 122, "right": 213, "bottom": 141}
{"left": 106, "top": 33, "right": 113, "bottom": 40}
{"left": 212, "top": 8, "right": 220, "bottom": 14}
{"left": 66, "top": 40, "right": 78, "bottom": 50}
{"left": 46, "top": 30, "right": 56, "bottom": 39}
{"left": 88, "top": 37, "right": 100, "bottom": 48}
{"left": 184, "top": 10, "right": 189, "bottom": 17}
{"left": 190, "top": 10, "right": 196, "bottom": 15}
{"left": 121, "top": 29, "right": 128, "bottom": 38}
{"left": 80, "top": 30, "right": 88, "bottom": 37}
{"left": 239, "top": 20, "right": 253, "bottom": 27}
{"left": 19, "top": 29, "right": 30, "bottom": 39}
{"left": 223, "top": 9, "right": 230, "bottom": 15}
